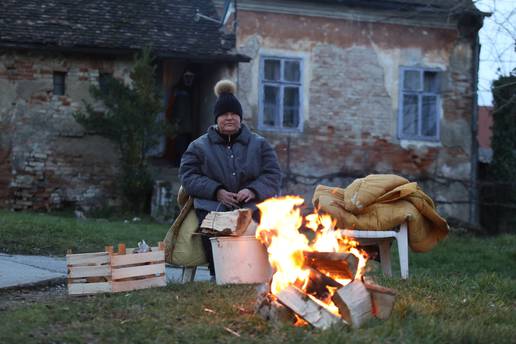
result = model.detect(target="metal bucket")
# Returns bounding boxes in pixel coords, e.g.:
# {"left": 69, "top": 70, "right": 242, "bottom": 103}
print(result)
{"left": 210, "top": 236, "right": 272, "bottom": 285}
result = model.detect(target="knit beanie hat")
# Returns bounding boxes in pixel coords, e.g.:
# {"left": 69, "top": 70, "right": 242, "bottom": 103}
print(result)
{"left": 213, "top": 79, "right": 242, "bottom": 122}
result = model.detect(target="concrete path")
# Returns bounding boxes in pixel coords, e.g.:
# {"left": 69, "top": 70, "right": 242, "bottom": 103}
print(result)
{"left": 0, "top": 254, "right": 66, "bottom": 288}
{"left": 0, "top": 253, "right": 211, "bottom": 289}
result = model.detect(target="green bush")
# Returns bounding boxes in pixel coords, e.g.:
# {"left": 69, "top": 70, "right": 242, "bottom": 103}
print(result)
{"left": 479, "top": 72, "right": 516, "bottom": 233}
{"left": 74, "top": 48, "right": 166, "bottom": 212}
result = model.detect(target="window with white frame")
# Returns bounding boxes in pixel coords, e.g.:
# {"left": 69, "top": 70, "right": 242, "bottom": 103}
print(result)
{"left": 398, "top": 67, "right": 442, "bottom": 141}
{"left": 259, "top": 56, "right": 302, "bottom": 131}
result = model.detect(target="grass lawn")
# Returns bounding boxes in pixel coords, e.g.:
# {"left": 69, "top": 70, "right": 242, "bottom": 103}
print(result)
{"left": 0, "top": 209, "right": 168, "bottom": 255}
{"left": 0, "top": 210, "right": 515, "bottom": 343}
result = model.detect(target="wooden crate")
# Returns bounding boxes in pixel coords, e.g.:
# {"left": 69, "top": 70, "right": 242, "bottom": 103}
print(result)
{"left": 111, "top": 242, "right": 166, "bottom": 293}
{"left": 67, "top": 242, "right": 166, "bottom": 295}
{"left": 66, "top": 250, "right": 111, "bottom": 295}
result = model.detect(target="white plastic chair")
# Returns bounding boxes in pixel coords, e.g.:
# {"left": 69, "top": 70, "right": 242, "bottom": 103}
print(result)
{"left": 340, "top": 222, "right": 409, "bottom": 279}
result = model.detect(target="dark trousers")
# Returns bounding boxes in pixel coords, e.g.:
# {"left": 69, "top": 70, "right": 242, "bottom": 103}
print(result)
{"left": 195, "top": 208, "right": 261, "bottom": 277}
{"left": 194, "top": 209, "right": 215, "bottom": 276}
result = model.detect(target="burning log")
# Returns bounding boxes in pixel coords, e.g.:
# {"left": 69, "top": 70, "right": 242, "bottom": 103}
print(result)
{"left": 200, "top": 209, "right": 252, "bottom": 236}
{"left": 331, "top": 280, "right": 373, "bottom": 328}
{"left": 364, "top": 282, "right": 397, "bottom": 320}
{"left": 302, "top": 267, "right": 343, "bottom": 301}
{"left": 256, "top": 295, "right": 296, "bottom": 323}
{"left": 303, "top": 251, "right": 357, "bottom": 280}
{"left": 256, "top": 284, "right": 296, "bottom": 324}
{"left": 259, "top": 299, "right": 296, "bottom": 324}
{"left": 276, "top": 285, "right": 343, "bottom": 329}
{"left": 253, "top": 196, "right": 397, "bottom": 330}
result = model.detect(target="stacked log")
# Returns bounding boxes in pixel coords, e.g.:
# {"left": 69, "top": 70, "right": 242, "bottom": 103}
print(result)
{"left": 257, "top": 251, "right": 397, "bottom": 329}
{"left": 200, "top": 209, "right": 253, "bottom": 236}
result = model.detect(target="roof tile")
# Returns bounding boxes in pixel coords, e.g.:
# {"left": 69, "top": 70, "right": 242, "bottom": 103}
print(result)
{"left": 0, "top": 0, "right": 245, "bottom": 60}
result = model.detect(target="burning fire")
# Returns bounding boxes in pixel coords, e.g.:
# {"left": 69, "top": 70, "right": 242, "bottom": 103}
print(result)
{"left": 255, "top": 196, "right": 368, "bottom": 316}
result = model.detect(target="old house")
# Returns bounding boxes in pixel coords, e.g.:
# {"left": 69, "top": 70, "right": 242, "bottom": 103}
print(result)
{"left": 0, "top": 0, "right": 486, "bottom": 224}
{"left": 214, "top": 0, "right": 486, "bottom": 223}
{"left": 0, "top": 0, "right": 248, "bottom": 211}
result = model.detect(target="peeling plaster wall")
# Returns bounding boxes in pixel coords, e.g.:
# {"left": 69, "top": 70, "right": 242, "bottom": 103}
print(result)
{"left": 236, "top": 10, "right": 475, "bottom": 221}
{"left": 0, "top": 51, "right": 130, "bottom": 210}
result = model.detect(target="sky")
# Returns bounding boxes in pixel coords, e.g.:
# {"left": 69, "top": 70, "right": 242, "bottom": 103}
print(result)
{"left": 474, "top": 0, "right": 515, "bottom": 106}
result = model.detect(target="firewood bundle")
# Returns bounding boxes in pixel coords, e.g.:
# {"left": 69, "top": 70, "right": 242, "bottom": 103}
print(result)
{"left": 256, "top": 251, "right": 396, "bottom": 329}
{"left": 200, "top": 208, "right": 254, "bottom": 236}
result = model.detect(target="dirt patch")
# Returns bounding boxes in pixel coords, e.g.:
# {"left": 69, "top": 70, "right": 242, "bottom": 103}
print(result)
{"left": 0, "top": 282, "right": 67, "bottom": 311}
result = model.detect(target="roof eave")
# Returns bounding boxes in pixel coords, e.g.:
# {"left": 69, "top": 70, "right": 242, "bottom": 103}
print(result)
{"left": 155, "top": 50, "right": 251, "bottom": 63}
{"left": 0, "top": 41, "right": 251, "bottom": 63}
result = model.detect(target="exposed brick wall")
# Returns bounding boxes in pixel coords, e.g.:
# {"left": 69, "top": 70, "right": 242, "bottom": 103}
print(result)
{"left": 0, "top": 51, "right": 132, "bottom": 211}
{"left": 236, "top": 10, "right": 476, "bottom": 221}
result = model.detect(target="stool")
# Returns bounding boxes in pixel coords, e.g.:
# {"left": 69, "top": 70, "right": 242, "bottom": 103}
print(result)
{"left": 340, "top": 222, "right": 409, "bottom": 279}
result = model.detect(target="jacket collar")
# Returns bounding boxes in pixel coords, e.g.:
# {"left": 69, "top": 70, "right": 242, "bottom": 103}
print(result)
{"left": 207, "top": 124, "right": 251, "bottom": 145}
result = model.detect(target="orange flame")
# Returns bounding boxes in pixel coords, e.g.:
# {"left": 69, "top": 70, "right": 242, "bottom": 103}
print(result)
{"left": 256, "top": 196, "right": 368, "bottom": 316}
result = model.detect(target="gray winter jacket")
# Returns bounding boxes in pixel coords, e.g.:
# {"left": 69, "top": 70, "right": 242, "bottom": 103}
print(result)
{"left": 179, "top": 124, "right": 282, "bottom": 212}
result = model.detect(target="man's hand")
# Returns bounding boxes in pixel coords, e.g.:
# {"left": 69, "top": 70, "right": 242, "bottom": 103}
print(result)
{"left": 216, "top": 189, "right": 239, "bottom": 208}
{"left": 236, "top": 188, "right": 256, "bottom": 203}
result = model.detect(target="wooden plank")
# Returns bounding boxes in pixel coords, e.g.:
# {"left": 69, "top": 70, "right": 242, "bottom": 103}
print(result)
{"left": 276, "top": 285, "right": 343, "bottom": 329}
{"left": 66, "top": 253, "right": 110, "bottom": 266}
{"left": 364, "top": 282, "right": 397, "bottom": 320}
{"left": 71, "top": 278, "right": 88, "bottom": 283}
{"left": 68, "top": 282, "right": 111, "bottom": 295}
{"left": 111, "top": 276, "right": 166, "bottom": 293}
{"left": 69, "top": 265, "right": 111, "bottom": 278}
{"left": 332, "top": 280, "right": 373, "bottom": 328}
{"left": 125, "top": 246, "right": 161, "bottom": 253}
{"left": 66, "top": 251, "right": 107, "bottom": 258}
{"left": 111, "top": 251, "right": 164, "bottom": 267}
{"left": 111, "top": 263, "right": 165, "bottom": 280}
